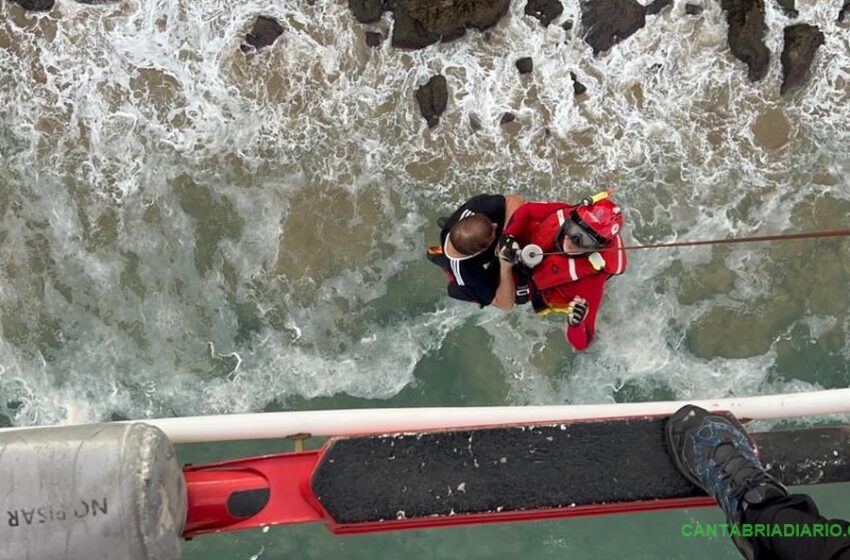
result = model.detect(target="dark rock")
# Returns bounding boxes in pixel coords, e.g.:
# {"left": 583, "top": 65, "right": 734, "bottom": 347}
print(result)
{"left": 383, "top": 0, "right": 397, "bottom": 10}
{"left": 685, "top": 4, "right": 704, "bottom": 16}
{"left": 407, "top": 0, "right": 510, "bottom": 41}
{"left": 306, "top": 0, "right": 316, "bottom": 5}
{"left": 416, "top": 75, "right": 448, "bottom": 128}
{"left": 500, "top": 112, "right": 516, "bottom": 125}
{"left": 393, "top": 0, "right": 512, "bottom": 49}
{"left": 720, "top": 0, "right": 769, "bottom": 82}
{"left": 581, "top": 0, "right": 646, "bottom": 55}
{"left": 11, "top": 0, "right": 55, "bottom": 10}
{"left": 776, "top": 0, "right": 797, "bottom": 18}
{"left": 571, "top": 72, "right": 587, "bottom": 95}
{"left": 645, "top": 0, "right": 673, "bottom": 16}
{"left": 469, "top": 114, "right": 482, "bottom": 132}
{"left": 780, "top": 23, "right": 824, "bottom": 95}
{"left": 365, "top": 31, "right": 384, "bottom": 47}
{"left": 349, "top": 0, "right": 384, "bottom": 23}
{"left": 525, "top": 0, "right": 563, "bottom": 26}
{"left": 840, "top": 1, "right": 850, "bottom": 23}
{"left": 516, "top": 57, "right": 534, "bottom": 74}
{"left": 392, "top": 1, "right": 441, "bottom": 49}
{"left": 72, "top": 0, "right": 121, "bottom": 4}
{"left": 241, "top": 16, "right": 284, "bottom": 53}
{"left": 562, "top": 20, "right": 573, "bottom": 32}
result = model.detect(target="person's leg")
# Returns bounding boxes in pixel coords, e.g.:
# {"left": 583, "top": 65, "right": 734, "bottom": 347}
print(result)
{"left": 665, "top": 405, "right": 850, "bottom": 560}
{"left": 743, "top": 494, "right": 850, "bottom": 560}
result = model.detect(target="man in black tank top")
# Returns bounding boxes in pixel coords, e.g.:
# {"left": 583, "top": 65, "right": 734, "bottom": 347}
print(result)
{"left": 427, "top": 194, "right": 524, "bottom": 309}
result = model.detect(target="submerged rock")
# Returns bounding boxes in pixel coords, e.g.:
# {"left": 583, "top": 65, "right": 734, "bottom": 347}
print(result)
{"left": 752, "top": 107, "right": 790, "bottom": 149}
{"left": 685, "top": 4, "right": 704, "bottom": 16}
{"left": 525, "top": 0, "right": 563, "bottom": 27}
{"left": 500, "top": 112, "right": 516, "bottom": 125}
{"left": 241, "top": 16, "right": 284, "bottom": 53}
{"left": 720, "top": 0, "right": 769, "bottom": 82}
{"left": 416, "top": 75, "right": 448, "bottom": 128}
{"left": 365, "top": 31, "right": 384, "bottom": 47}
{"left": 349, "top": 0, "right": 384, "bottom": 23}
{"left": 11, "top": 0, "right": 54, "bottom": 10}
{"left": 840, "top": 1, "right": 850, "bottom": 23}
{"left": 516, "top": 57, "right": 534, "bottom": 74}
{"left": 780, "top": 24, "right": 824, "bottom": 95}
{"left": 581, "top": 0, "right": 646, "bottom": 55}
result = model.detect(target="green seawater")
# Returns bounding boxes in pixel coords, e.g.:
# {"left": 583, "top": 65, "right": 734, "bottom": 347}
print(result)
{"left": 2, "top": 2, "right": 850, "bottom": 558}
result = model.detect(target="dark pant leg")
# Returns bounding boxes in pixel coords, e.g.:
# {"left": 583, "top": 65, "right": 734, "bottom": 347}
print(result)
{"left": 742, "top": 493, "right": 850, "bottom": 560}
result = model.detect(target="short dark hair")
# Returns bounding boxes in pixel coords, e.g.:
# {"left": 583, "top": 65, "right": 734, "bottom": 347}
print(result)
{"left": 449, "top": 214, "right": 494, "bottom": 256}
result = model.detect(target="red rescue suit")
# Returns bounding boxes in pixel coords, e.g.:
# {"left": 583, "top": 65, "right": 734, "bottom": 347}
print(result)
{"left": 504, "top": 202, "right": 627, "bottom": 351}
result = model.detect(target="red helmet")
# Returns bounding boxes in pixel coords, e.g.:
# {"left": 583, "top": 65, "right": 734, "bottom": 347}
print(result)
{"left": 576, "top": 199, "right": 623, "bottom": 243}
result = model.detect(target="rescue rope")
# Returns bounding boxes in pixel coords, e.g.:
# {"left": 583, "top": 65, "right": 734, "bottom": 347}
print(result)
{"left": 532, "top": 228, "right": 850, "bottom": 257}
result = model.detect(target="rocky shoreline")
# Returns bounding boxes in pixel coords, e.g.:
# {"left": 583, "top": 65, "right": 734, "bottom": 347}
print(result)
{"left": 10, "top": 0, "right": 843, "bottom": 128}
{"left": 235, "top": 0, "right": 839, "bottom": 127}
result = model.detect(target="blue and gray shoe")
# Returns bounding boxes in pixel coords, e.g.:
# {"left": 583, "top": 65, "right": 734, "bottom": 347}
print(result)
{"left": 665, "top": 405, "right": 787, "bottom": 558}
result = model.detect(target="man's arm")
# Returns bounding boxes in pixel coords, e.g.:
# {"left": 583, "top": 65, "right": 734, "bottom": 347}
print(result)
{"left": 490, "top": 260, "right": 516, "bottom": 310}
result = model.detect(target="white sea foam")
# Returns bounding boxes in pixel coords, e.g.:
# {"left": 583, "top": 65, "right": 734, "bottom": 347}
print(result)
{"left": 1, "top": 0, "right": 849, "bottom": 424}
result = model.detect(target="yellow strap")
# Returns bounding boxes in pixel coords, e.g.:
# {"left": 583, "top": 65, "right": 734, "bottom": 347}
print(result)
{"left": 537, "top": 305, "right": 573, "bottom": 317}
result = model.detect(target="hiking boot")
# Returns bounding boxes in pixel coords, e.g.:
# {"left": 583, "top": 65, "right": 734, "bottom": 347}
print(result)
{"left": 665, "top": 405, "right": 788, "bottom": 559}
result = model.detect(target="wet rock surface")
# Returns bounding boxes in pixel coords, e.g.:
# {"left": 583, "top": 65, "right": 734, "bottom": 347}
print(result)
{"left": 685, "top": 3, "right": 704, "bottom": 16}
{"left": 840, "top": 1, "right": 850, "bottom": 23}
{"left": 780, "top": 23, "right": 824, "bottom": 95}
{"left": 240, "top": 16, "right": 284, "bottom": 53}
{"left": 391, "top": 0, "right": 510, "bottom": 48}
{"left": 349, "top": 0, "right": 384, "bottom": 23}
{"left": 10, "top": 0, "right": 55, "bottom": 10}
{"left": 776, "top": 0, "right": 797, "bottom": 18}
{"left": 416, "top": 75, "right": 448, "bottom": 128}
{"left": 525, "top": 0, "right": 563, "bottom": 27}
{"left": 365, "top": 31, "right": 384, "bottom": 47}
{"left": 581, "top": 0, "right": 646, "bottom": 55}
{"left": 645, "top": 0, "right": 673, "bottom": 16}
{"left": 409, "top": 0, "right": 510, "bottom": 33}
{"left": 721, "top": 0, "right": 770, "bottom": 82}
{"left": 392, "top": 1, "right": 441, "bottom": 49}
{"left": 516, "top": 57, "right": 533, "bottom": 74}
{"left": 571, "top": 72, "right": 587, "bottom": 95}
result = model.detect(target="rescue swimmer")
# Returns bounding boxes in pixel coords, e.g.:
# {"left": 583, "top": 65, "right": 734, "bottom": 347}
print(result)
{"left": 428, "top": 191, "right": 626, "bottom": 351}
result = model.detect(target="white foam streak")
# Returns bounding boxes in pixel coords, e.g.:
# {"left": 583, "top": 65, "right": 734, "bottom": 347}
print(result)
{"left": 1, "top": 0, "right": 849, "bottom": 424}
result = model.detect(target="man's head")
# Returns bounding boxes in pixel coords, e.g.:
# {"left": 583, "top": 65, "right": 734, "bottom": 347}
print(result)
{"left": 449, "top": 213, "right": 498, "bottom": 256}
{"left": 560, "top": 199, "right": 623, "bottom": 254}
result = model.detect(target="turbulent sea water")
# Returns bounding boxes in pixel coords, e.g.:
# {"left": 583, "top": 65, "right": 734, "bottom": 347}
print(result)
{"left": 1, "top": 0, "right": 850, "bottom": 558}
